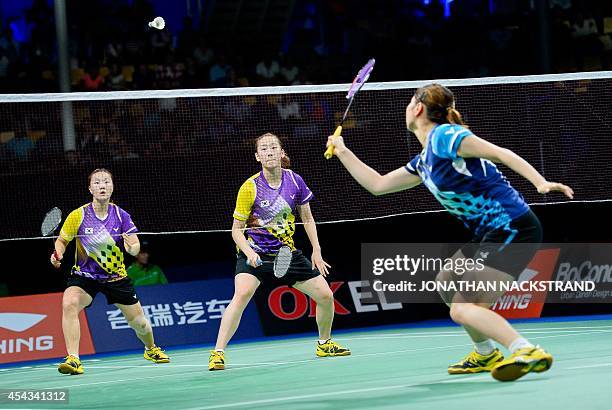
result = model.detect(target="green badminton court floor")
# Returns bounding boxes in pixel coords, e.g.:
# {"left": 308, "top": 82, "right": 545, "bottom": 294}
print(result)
{"left": 1, "top": 318, "right": 611, "bottom": 409}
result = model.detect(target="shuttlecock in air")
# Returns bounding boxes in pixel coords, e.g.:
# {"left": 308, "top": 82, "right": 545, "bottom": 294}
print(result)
{"left": 148, "top": 17, "right": 165, "bottom": 30}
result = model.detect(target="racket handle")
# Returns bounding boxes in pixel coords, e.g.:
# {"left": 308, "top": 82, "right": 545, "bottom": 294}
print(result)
{"left": 324, "top": 126, "right": 343, "bottom": 160}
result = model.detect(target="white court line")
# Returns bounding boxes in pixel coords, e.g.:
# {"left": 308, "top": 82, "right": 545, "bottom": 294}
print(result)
{"left": 29, "top": 343, "right": 478, "bottom": 389}
{"left": 566, "top": 362, "right": 612, "bottom": 370}
{"left": 36, "top": 336, "right": 593, "bottom": 372}
{"left": 4, "top": 324, "right": 612, "bottom": 375}
{"left": 3, "top": 324, "right": 612, "bottom": 375}
{"left": 344, "top": 329, "right": 612, "bottom": 341}
{"left": 84, "top": 363, "right": 261, "bottom": 369}
{"left": 7, "top": 328, "right": 612, "bottom": 390}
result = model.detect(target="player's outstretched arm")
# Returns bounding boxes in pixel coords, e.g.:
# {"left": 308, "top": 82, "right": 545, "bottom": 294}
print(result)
{"left": 327, "top": 135, "right": 422, "bottom": 196}
{"left": 457, "top": 134, "right": 574, "bottom": 199}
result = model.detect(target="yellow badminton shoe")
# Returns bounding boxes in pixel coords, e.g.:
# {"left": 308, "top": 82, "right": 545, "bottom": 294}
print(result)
{"left": 491, "top": 345, "right": 553, "bottom": 382}
{"left": 448, "top": 348, "right": 504, "bottom": 374}
{"left": 209, "top": 350, "right": 225, "bottom": 371}
{"left": 144, "top": 346, "right": 170, "bottom": 363}
{"left": 316, "top": 339, "right": 351, "bottom": 357}
{"left": 58, "top": 355, "right": 84, "bottom": 375}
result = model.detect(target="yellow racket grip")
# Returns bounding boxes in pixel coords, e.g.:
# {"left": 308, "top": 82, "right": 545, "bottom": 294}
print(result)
{"left": 324, "top": 126, "right": 343, "bottom": 160}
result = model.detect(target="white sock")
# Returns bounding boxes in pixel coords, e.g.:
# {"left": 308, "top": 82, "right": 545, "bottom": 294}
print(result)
{"left": 318, "top": 339, "right": 329, "bottom": 345}
{"left": 69, "top": 354, "right": 79, "bottom": 359}
{"left": 215, "top": 349, "right": 224, "bottom": 353}
{"left": 474, "top": 339, "right": 495, "bottom": 356}
{"left": 509, "top": 337, "right": 533, "bottom": 353}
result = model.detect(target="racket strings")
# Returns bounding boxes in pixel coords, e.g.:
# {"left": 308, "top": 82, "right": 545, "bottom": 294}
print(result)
{"left": 273, "top": 246, "right": 293, "bottom": 278}
{"left": 41, "top": 207, "right": 62, "bottom": 237}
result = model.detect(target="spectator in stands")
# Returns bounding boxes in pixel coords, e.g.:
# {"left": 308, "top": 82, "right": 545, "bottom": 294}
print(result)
{"left": 277, "top": 94, "right": 301, "bottom": 120}
{"left": 6, "top": 132, "right": 35, "bottom": 161}
{"left": 105, "top": 37, "right": 124, "bottom": 65}
{"left": 209, "top": 54, "right": 232, "bottom": 87}
{"left": 572, "top": 11, "right": 604, "bottom": 70}
{"left": 0, "top": 49, "right": 9, "bottom": 80}
{"left": 132, "top": 64, "right": 153, "bottom": 90}
{"left": 81, "top": 65, "right": 104, "bottom": 91}
{"left": 255, "top": 52, "right": 280, "bottom": 85}
{"left": 107, "top": 63, "right": 126, "bottom": 90}
{"left": 549, "top": 0, "right": 572, "bottom": 11}
{"left": 127, "top": 245, "right": 168, "bottom": 286}
{"left": 193, "top": 37, "right": 214, "bottom": 67}
{"left": 0, "top": 26, "right": 20, "bottom": 62}
{"left": 279, "top": 54, "right": 300, "bottom": 85}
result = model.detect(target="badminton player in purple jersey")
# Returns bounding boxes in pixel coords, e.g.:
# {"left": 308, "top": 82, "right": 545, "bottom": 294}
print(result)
{"left": 327, "top": 84, "right": 573, "bottom": 382}
{"left": 50, "top": 169, "right": 169, "bottom": 375}
{"left": 209, "top": 133, "right": 350, "bottom": 371}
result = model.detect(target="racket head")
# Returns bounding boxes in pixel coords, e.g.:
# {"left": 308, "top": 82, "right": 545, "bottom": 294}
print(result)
{"left": 346, "top": 58, "right": 375, "bottom": 99}
{"left": 41, "top": 207, "right": 62, "bottom": 237}
{"left": 273, "top": 246, "right": 293, "bottom": 278}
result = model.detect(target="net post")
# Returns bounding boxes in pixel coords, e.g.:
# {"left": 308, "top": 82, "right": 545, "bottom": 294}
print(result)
{"left": 53, "top": 0, "right": 76, "bottom": 152}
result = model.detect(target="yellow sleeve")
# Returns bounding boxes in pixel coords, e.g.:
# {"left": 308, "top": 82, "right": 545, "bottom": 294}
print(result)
{"left": 233, "top": 179, "right": 256, "bottom": 221}
{"left": 60, "top": 208, "right": 83, "bottom": 242}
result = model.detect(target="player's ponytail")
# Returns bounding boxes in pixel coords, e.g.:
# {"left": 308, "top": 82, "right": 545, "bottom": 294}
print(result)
{"left": 447, "top": 107, "right": 467, "bottom": 127}
{"left": 281, "top": 154, "right": 291, "bottom": 169}
{"left": 415, "top": 84, "right": 468, "bottom": 128}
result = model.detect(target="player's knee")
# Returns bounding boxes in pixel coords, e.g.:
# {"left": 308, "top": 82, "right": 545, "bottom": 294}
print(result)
{"left": 128, "top": 314, "right": 150, "bottom": 333}
{"left": 435, "top": 270, "right": 452, "bottom": 283}
{"left": 449, "top": 303, "right": 469, "bottom": 325}
{"left": 62, "top": 296, "right": 81, "bottom": 313}
{"left": 435, "top": 271, "right": 454, "bottom": 305}
{"left": 316, "top": 288, "right": 334, "bottom": 306}
{"left": 232, "top": 289, "right": 254, "bottom": 307}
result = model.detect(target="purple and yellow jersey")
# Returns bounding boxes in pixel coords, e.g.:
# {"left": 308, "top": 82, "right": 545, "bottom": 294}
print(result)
{"left": 233, "top": 169, "right": 313, "bottom": 255}
{"left": 60, "top": 203, "right": 138, "bottom": 282}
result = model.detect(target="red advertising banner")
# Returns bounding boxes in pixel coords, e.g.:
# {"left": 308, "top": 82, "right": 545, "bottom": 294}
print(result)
{"left": 492, "top": 248, "right": 561, "bottom": 319}
{"left": 0, "top": 293, "right": 95, "bottom": 364}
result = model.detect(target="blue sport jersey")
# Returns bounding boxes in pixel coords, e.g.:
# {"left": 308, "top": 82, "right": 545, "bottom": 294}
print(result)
{"left": 405, "top": 124, "right": 529, "bottom": 241}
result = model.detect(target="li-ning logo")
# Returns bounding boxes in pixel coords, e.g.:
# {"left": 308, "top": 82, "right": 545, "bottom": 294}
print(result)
{"left": 85, "top": 228, "right": 94, "bottom": 234}
{"left": 0, "top": 313, "right": 54, "bottom": 354}
{"left": 492, "top": 269, "right": 540, "bottom": 311}
{"left": 0, "top": 313, "right": 46, "bottom": 332}
{"left": 260, "top": 200, "right": 270, "bottom": 207}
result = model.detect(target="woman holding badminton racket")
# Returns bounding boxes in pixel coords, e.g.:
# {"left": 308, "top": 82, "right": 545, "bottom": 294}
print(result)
{"left": 209, "top": 133, "right": 350, "bottom": 371}
{"left": 326, "top": 83, "right": 573, "bottom": 382}
{"left": 50, "top": 168, "right": 169, "bottom": 375}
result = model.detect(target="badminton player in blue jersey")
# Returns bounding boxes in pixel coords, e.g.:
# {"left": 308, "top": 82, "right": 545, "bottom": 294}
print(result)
{"left": 327, "top": 83, "right": 573, "bottom": 382}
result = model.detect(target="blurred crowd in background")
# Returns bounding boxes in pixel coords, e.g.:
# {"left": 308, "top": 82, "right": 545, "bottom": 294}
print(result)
{"left": 0, "top": 0, "right": 610, "bottom": 94}
{"left": 1, "top": 0, "right": 611, "bottom": 172}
